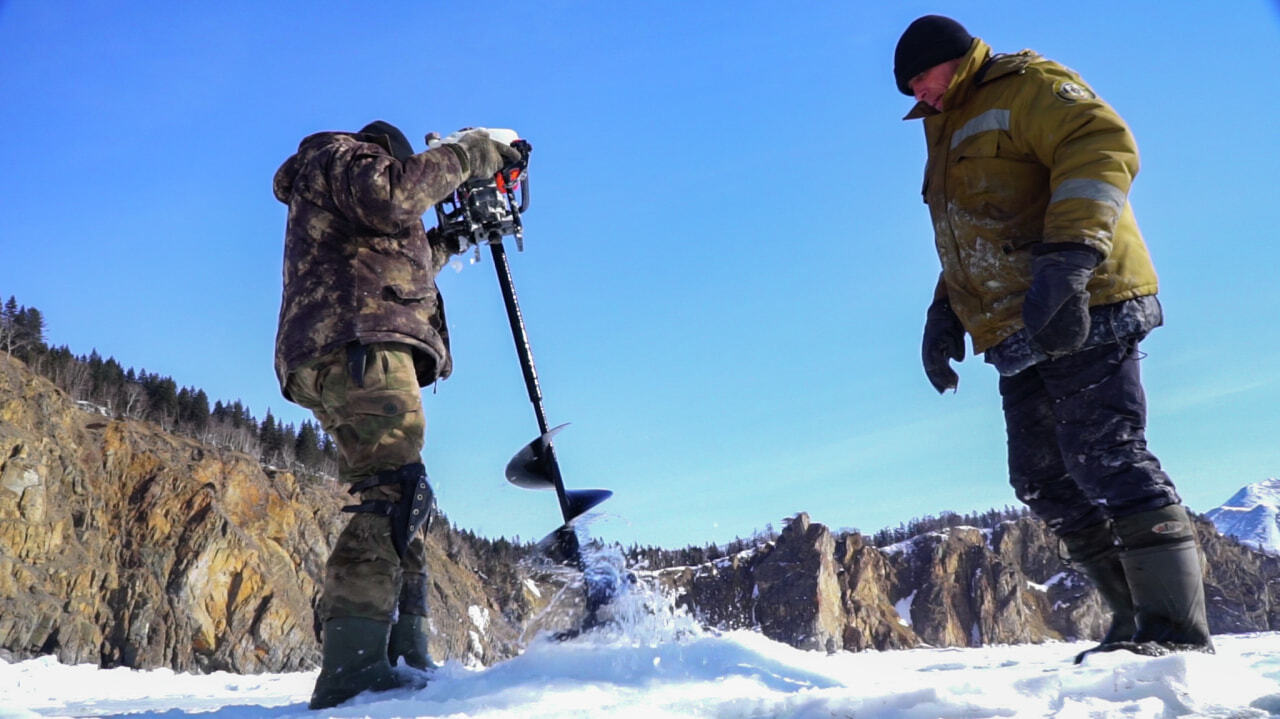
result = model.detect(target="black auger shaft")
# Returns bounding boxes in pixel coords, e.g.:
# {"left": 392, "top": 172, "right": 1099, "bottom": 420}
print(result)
{"left": 489, "top": 240, "right": 574, "bottom": 522}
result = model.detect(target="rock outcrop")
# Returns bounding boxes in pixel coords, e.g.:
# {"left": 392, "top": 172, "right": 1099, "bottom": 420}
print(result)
{"left": 5, "top": 352, "right": 1280, "bottom": 672}
{"left": 835, "top": 532, "right": 917, "bottom": 651}
{"left": 0, "top": 354, "right": 558, "bottom": 672}
{"left": 752, "top": 513, "right": 844, "bottom": 651}
{"left": 658, "top": 510, "right": 1280, "bottom": 652}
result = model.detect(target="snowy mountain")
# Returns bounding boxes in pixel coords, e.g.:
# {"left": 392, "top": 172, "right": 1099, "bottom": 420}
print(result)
{"left": 1206, "top": 478, "right": 1280, "bottom": 555}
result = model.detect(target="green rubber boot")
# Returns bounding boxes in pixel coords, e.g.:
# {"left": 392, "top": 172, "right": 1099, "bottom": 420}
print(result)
{"left": 388, "top": 613, "right": 438, "bottom": 671}
{"left": 1062, "top": 521, "right": 1137, "bottom": 663}
{"left": 1114, "top": 505, "right": 1214, "bottom": 655}
{"left": 309, "top": 617, "right": 401, "bottom": 710}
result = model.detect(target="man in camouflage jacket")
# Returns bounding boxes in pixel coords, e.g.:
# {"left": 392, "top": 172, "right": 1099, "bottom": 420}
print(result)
{"left": 273, "top": 120, "right": 516, "bottom": 709}
{"left": 895, "top": 16, "right": 1211, "bottom": 660}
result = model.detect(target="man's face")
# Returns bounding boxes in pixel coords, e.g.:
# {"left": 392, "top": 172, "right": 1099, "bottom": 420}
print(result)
{"left": 908, "top": 59, "right": 961, "bottom": 112}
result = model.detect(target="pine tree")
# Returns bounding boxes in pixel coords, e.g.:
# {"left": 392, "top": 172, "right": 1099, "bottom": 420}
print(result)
{"left": 2, "top": 296, "right": 20, "bottom": 354}
{"left": 188, "top": 389, "right": 210, "bottom": 434}
{"left": 320, "top": 432, "right": 338, "bottom": 476}
{"left": 13, "top": 306, "right": 45, "bottom": 359}
{"left": 230, "top": 401, "right": 248, "bottom": 430}
{"left": 145, "top": 374, "right": 179, "bottom": 428}
{"left": 260, "top": 410, "right": 283, "bottom": 464}
{"left": 279, "top": 422, "right": 298, "bottom": 465}
{"left": 295, "top": 420, "right": 321, "bottom": 468}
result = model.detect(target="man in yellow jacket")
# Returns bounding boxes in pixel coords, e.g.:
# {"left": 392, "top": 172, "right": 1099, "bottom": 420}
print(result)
{"left": 895, "top": 15, "right": 1211, "bottom": 660}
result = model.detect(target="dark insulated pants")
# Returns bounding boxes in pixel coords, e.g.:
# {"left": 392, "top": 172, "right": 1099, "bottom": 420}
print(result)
{"left": 999, "top": 340, "right": 1181, "bottom": 536}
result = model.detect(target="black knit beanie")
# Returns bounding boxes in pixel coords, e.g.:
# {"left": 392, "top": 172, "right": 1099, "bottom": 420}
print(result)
{"left": 359, "top": 120, "right": 414, "bottom": 161}
{"left": 893, "top": 15, "right": 974, "bottom": 96}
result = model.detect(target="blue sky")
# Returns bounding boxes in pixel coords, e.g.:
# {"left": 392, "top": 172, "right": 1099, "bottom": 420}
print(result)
{"left": 2, "top": 1, "right": 1277, "bottom": 549}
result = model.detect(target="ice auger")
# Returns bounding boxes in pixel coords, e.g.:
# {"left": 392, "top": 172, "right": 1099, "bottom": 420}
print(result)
{"left": 430, "top": 129, "right": 612, "bottom": 559}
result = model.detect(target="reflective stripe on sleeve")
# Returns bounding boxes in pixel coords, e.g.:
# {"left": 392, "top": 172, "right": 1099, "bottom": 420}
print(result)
{"left": 949, "top": 109, "right": 1011, "bottom": 149}
{"left": 1049, "top": 178, "right": 1127, "bottom": 210}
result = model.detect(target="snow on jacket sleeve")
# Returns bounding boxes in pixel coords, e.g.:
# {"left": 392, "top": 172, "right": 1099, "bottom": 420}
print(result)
{"left": 1011, "top": 62, "right": 1139, "bottom": 259}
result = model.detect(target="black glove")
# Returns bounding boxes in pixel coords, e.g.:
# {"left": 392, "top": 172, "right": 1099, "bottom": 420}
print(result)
{"left": 922, "top": 297, "right": 966, "bottom": 393}
{"left": 455, "top": 130, "right": 521, "bottom": 181}
{"left": 1022, "top": 247, "right": 1101, "bottom": 356}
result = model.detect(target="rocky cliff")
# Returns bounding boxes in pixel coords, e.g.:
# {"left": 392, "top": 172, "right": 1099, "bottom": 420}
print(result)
{"left": 5, "top": 352, "right": 1278, "bottom": 674}
{"left": 655, "top": 511, "right": 1280, "bottom": 653}
{"left": 0, "top": 354, "right": 563, "bottom": 673}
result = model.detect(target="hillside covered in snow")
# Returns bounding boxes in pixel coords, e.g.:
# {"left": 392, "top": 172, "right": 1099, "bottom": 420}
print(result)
{"left": 1206, "top": 478, "right": 1280, "bottom": 556}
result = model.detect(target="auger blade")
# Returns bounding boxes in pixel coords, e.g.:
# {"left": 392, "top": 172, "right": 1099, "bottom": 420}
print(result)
{"left": 564, "top": 488, "right": 612, "bottom": 522}
{"left": 534, "top": 524, "right": 582, "bottom": 565}
{"left": 505, "top": 423, "right": 569, "bottom": 489}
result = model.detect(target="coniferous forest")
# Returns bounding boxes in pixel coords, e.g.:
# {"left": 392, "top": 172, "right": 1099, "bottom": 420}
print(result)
{"left": 0, "top": 294, "right": 338, "bottom": 479}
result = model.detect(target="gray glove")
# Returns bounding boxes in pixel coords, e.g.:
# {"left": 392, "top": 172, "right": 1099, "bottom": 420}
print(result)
{"left": 922, "top": 297, "right": 966, "bottom": 393}
{"left": 1022, "top": 246, "right": 1101, "bottom": 356}
{"left": 455, "top": 130, "right": 521, "bottom": 181}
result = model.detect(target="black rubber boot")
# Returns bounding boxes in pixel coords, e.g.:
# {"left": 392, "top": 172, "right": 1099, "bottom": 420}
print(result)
{"left": 1113, "top": 505, "right": 1214, "bottom": 655}
{"left": 1061, "top": 521, "right": 1137, "bottom": 663}
{"left": 309, "top": 617, "right": 401, "bottom": 710}
{"left": 388, "top": 614, "right": 437, "bottom": 671}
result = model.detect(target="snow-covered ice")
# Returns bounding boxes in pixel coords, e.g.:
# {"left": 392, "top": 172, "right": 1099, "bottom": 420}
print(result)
{"left": 5, "top": 631, "right": 1280, "bottom": 718}
{"left": 6, "top": 540, "right": 1279, "bottom": 718}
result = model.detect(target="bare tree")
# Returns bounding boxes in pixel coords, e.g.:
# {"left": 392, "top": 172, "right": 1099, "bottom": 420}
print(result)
{"left": 122, "top": 383, "right": 147, "bottom": 418}
{"left": 59, "top": 360, "right": 92, "bottom": 401}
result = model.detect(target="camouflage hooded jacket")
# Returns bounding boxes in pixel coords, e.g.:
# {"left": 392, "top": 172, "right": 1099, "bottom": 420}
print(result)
{"left": 908, "top": 38, "right": 1159, "bottom": 353}
{"left": 272, "top": 131, "right": 467, "bottom": 397}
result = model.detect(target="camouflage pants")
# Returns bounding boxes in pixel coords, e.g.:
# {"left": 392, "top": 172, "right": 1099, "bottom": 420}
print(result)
{"left": 286, "top": 342, "right": 431, "bottom": 622}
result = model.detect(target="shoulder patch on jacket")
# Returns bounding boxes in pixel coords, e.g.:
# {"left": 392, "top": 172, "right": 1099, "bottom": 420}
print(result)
{"left": 975, "top": 50, "right": 1038, "bottom": 86}
{"left": 1054, "top": 80, "right": 1097, "bottom": 103}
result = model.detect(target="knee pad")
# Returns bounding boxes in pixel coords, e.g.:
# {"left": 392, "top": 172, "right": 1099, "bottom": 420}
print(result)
{"left": 342, "top": 462, "right": 436, "bottom": 559}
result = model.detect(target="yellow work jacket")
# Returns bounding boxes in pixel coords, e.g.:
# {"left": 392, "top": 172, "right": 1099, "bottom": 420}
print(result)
{"left": 909, "top": 38, "right": 1159, "bottom": 353}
